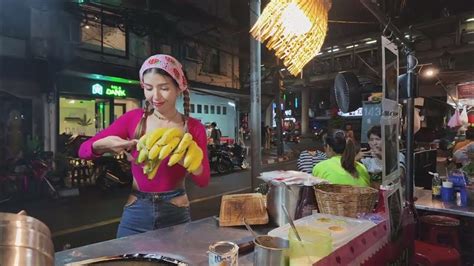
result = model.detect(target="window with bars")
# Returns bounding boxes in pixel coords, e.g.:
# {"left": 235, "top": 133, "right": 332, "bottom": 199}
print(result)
{"left": 80, "top": 6, "right": 127, "bottom": 57}
{"left": 202, "top": 47, "right": 220, "bottom": 74}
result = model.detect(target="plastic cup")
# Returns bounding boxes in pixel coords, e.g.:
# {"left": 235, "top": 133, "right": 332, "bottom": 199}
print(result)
{"left": 288, "top": 226, "right": 332, "bottom": 265}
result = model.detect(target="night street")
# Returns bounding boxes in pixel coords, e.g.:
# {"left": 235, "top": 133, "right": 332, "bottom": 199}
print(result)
{"left": 1, "top": 0, "right": 473, "bottom": 264}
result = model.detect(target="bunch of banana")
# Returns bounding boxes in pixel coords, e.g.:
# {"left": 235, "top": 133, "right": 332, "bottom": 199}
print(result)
{"left": 167, "top": 133, "right": 204, "bottom": 173}
{"left": 168, "top": 133, "right": 193, "bottom": 166}
{"left": 135, "top": 127, "right": 185, "bottom": 180}
{"left": 183, "top": 141, "right": 204, "bottom": 173}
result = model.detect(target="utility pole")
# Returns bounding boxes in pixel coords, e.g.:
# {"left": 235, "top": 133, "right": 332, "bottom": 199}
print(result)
{"left": 274, "top": 60, "right": 284, "bottom": 156}
{"left": 249, "top": 0, "right": 261, "bottom": 191}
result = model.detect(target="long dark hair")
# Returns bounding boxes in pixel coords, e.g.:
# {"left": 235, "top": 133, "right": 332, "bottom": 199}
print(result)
{"left": 134, "top": 68, "right": 191, "bottom": 139}
{"left": 325, "top": 130, "right": 358, "bottom": 177}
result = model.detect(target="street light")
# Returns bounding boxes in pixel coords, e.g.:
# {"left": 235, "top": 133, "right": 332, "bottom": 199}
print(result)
{"left": 423, "top": 68, "right": 438, "bottom": 78}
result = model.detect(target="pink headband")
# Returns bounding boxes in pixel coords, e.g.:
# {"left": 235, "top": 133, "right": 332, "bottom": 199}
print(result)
{"left": 139, "top": 54, "right": 188, "bottom": 92}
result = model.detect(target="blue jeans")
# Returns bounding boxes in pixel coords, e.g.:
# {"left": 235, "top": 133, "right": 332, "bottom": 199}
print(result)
{"left": 116, "top": 189, "right": 191, "bottom": 238}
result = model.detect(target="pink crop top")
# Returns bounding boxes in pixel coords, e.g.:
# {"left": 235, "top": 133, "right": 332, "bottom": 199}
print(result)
{"left": 78, "top": 108, "right": 210, "bottom": 192}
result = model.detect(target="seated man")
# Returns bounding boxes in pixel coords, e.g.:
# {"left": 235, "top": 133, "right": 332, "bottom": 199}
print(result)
{"left": 297, "top": 142, "right": 327, "bottom": 174}
{"left": 296, "top": 149, "right": 327, "bottom": 174}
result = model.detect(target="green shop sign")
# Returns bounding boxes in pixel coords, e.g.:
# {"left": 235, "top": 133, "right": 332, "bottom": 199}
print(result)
{"left": 92, "top": 83, "right": 127, "bottom": 97}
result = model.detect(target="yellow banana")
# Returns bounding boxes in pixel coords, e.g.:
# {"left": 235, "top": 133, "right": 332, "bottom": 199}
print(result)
{"left": 143, "top": 160, "right": 153, "bottom": 174}
{"left": 175, "top": 133, "right": 193, "bottom": 153}
{"left": 136, "top": 147, "right": 149, "bottom": 164}
{"left": 148, "top": 142, "right": 164, "bottom": 160}
{"left": 168, "top": 153, "right": 183, "bottom": 167}
{"left": 183, "top": 141, "right": 203, "bottom": 168}
{"left": 158, "top": 137, "right": 181, "bottom": 160}
{"left": 146, "top": 128, "right": 168, "bottom": 149}
{"left": 137, "top": 133, "right": 148, "bottom": 151}
{"left": 168, "top": 133, "right": 193, "bottom": 166}
{"left": 156, "top": 128, "right": 184, "bottom": 146}
{"left": 187, "top": 158, "right": 202, "bottom": 173}
{"left": 147, "top": 160, "right": 161, "bottom": 180}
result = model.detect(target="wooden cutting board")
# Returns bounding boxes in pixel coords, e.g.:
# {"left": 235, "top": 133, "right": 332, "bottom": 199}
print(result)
{"left": 219, "top": 193, "right": 269, "bottom": 227}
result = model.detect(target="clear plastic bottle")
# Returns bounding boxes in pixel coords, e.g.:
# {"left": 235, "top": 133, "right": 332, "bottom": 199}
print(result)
{"left": 430, "top": 172, "right": 441, "bottom": 199}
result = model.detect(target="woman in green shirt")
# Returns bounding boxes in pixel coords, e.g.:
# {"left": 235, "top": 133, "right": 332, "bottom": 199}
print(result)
{"left": 312, "top": 130, "right": 370, "bottom": 187}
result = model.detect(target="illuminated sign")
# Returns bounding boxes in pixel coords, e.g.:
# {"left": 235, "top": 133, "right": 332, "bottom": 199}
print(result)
{"left": 92, "top": 83, "right": 103, "bottom": 95}
{"left": 91, "top": 83, "right": 127, "bottom": 97}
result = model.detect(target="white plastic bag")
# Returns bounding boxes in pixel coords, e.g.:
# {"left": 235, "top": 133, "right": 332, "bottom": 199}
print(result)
{"left": 460, "top": 106, "right": 469, "bottom": 126}
{"left": 447, "top": 109, "right": 461, "bottom": 128}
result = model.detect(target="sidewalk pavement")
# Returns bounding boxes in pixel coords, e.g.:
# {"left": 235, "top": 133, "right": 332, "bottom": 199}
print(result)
{"left": 252, "top": 137, "right": 318, "bottom": 165}
{"left": 261, "top": 147, "right": 298, "bottom": 165}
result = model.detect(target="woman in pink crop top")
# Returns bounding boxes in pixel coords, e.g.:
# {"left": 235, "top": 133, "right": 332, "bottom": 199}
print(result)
{"left": 79, "top": 54, "right": 210, "bottom": 238}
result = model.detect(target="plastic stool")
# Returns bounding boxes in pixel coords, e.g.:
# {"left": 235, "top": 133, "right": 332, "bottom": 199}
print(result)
{"left": 415, "top": 240, "right": 461, "bottom": 266}
{"left": 419, "top": 215, "right": 460, "bottom": 251}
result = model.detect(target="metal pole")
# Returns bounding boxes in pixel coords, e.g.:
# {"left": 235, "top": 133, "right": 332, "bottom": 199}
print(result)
{"left": 250, "top": 0, "right": 261, "bottom": 191}
{"left": 360, "top": 0, "right": 415, "bottom": 204}
{"left": 405, "top": 52, "right": 416, "bottom": 203}
{"left": 274, "top": 63, "right": 284, "bottom": 156}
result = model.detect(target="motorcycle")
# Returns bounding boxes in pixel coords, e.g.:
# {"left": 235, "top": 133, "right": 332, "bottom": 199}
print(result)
{"left": 29, "top": 151, "right": 60, "bottom": 199}
{"left": 91, "top": 155, "right": 132, "bottom": 191}
{"left": 222, "top": 143, "right": 249, "bottom": 170}
{"left": 283, "top": 130, "right": 301, "bottom": 143}
{"left": 207, "top": 144, "right": 234, "bottom": 174}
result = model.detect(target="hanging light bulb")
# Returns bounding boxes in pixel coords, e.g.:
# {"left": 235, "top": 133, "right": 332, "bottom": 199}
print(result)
{"left": 280, "top": 3, "right": 312, "bottom": 36}
{"left": 250, "top": 0, "right": 332, "bottom": 76}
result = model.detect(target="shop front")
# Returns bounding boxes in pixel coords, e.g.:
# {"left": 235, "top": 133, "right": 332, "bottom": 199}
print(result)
{"left": 56, "top": 73, "right": 142, "bottom": 137}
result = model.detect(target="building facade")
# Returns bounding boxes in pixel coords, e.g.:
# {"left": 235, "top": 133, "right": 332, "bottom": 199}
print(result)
{"left": 0, "top": 0, "right": 242, "bottom": 162}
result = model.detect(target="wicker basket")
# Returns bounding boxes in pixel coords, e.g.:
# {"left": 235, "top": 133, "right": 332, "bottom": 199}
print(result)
{"left": 314, "top": 184, "right": 378, "bottom": 218}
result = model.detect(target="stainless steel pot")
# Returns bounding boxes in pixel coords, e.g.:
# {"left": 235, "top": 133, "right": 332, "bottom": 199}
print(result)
{"left": 0, "top": 212, "right": 54, "bottom": 266}
{"left": 266, "top": 183, "right": 301, "bottom": 226}
{"left": 253, "top": 235, "right": 289, "bottom": 266}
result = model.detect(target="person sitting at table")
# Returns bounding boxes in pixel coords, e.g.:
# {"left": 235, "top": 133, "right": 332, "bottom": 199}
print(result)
{"left": 312, "top": 130, "right": 370, "bottom": 187}
{"left": 297, "top": 141, "right": 327, "bottom": 174}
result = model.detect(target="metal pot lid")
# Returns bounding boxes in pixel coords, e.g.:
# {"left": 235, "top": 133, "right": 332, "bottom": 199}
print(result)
{"left": 0, "top": 212, "right": 51, "bottom": 236}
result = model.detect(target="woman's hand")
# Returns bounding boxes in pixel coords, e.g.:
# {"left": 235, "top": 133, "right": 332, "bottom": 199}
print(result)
{"left": 92, "top": 136, "right": 138, "bottom": 155}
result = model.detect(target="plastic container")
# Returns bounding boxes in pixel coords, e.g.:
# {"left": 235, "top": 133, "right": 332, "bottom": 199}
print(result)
{"left": 288, "top": 226, "right": 332, "bottom": 265}
{"left": 268, "top": 213, "right": 376, "bottom": 249}
{"left": 441, "top": 186, "right": 454, "bottom": 202}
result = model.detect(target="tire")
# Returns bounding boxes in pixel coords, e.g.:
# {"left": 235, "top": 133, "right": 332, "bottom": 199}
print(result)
{"left": 216, "top": 158, "right": 233, "bottom": 174}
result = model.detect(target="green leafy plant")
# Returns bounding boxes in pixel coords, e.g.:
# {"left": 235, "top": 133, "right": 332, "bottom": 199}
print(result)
{"left": 77, "top": 114, "right": 92, "bottom": 126}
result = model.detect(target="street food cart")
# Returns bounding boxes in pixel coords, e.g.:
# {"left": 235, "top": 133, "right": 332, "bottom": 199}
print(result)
{"left": 18, "top": 0, "right": 474, "bottom": 264}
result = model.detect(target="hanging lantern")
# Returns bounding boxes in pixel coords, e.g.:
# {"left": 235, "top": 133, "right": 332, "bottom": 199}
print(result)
{"left": 250, "top": 0, "right": 332, "bottom": 76}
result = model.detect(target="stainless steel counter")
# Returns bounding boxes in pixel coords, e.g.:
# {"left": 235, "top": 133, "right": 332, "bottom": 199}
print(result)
{"left": 55, "top": 217, "right": 265, "bottom": 265}
{"left": 415, "top": 189, "right": 474, "bottom": 217}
